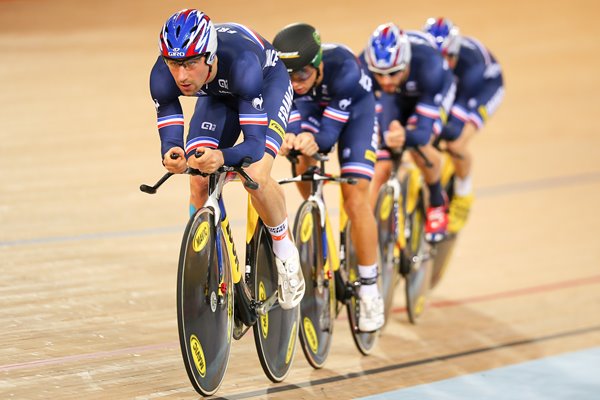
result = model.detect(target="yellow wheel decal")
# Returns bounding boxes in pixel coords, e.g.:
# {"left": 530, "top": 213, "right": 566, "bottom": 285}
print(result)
{"left": 303, "top": 317, "right": 319, "bottom": 354}
{"left": 190, "top": 334, "right": 207, "bottom": 378}
{"left": 192, "top": 221, "right": 210, "bottom": 252}
{"left": 300, "top": 212, "right": 313, "bottom": 243}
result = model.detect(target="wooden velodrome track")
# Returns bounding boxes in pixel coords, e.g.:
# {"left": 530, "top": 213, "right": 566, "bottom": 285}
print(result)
{"left": 2, "top": 0, "right": 599, "bottom": 398}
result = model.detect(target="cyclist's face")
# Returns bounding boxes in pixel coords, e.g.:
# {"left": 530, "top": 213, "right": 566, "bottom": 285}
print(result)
{"left": 164, "top": 55, "right": 210, "bottom": 96}
{"left": 445, "top": 54, "right": 458, "bottom": 69}
{"left": 374, "top": 69, "right": 408, "bottom": 94}
{"left": 290, "top": 66, "right": 317, "bottom": 95}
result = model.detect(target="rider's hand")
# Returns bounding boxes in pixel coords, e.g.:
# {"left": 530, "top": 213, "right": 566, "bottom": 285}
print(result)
{"left": 187, "top": 147, "right": 224, "bottom": 173}
{"left": 163, "top": 147, "right": 187, "bottom": 173}
{"left": 384, "top": 120, "right": 405, "bottom": 150}
{"left": 279, "top": 133, "right": 296, "bottom": 156}
{"left": 294, "top": 132, "right": 319, "bottom": 156}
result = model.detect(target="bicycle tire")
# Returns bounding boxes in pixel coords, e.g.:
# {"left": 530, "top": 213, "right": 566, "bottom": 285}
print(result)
{"left": 177, "top": 208, "right": 234, "bottom": 397}
{"left": 374, "top": 183, "right": 402, "bottom": 329}
{"left": 403, "top": 189, "right": 432, "bottom": 324}
{"left": 342, "top": 221, "right": 378, "bottom": 355}
{"left": 294, "top": 201, "right": 335, "bottom": 369}
{"left": 249, "top": 222, "right": 299, "bottom": 382}
{"left": 430, "top": 166, "right": 456, "bottom": 289}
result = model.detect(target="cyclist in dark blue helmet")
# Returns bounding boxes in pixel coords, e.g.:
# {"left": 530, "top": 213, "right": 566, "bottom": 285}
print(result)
{"left": 150, "top": 9, "right": 304, "bottom": 310}
{"left": 424, "top": 17, "right": 505, "bottom": 234}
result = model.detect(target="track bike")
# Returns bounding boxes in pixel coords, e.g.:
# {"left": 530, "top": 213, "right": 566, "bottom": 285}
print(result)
{"left": 279, "top": 152, "right": 379, "bottom": 368}
{"left": 374, "top": 147, "right": 433, "bottom": 325}
{"left": 140, "top": 156, "right": 299, "bottom": 396}
{"left": 428, "top": 138, "right": 461, "bottom": 289}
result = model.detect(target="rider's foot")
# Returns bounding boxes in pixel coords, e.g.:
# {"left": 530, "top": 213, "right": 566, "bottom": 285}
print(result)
{"left": 276, "top": 249, "right": 305, "bottom": 310}
{"left": 425, "top": 203, "right": 448, "bottom": 243}
{"left": 358, "top": 293, "right": 384, "bottom": 332}
{"left": 448, "top": 193, "right": 474, "bottom": 233}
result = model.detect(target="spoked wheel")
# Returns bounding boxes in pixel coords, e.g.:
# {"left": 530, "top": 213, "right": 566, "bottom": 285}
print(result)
{"left": 402, "top": 190, "right": 432, "bottom": 324}
{"left": 177, "top": 208, "right": 234, "bottom": 397}
{"left": 249, "top": 223, "right": 299, "bottom": 382}
{"left": 341, "top": 221, "right": 378, "bottom": 355}
{"left": 293, "top": 201, "right": 335, "bottom": 369}
{"left": 374, "top": 184, "right": 401, "bottom": 328}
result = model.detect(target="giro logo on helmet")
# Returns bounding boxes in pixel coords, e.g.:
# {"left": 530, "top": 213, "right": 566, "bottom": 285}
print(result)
{"left": 159, "top": 9, "right": 218, "bottom": 64}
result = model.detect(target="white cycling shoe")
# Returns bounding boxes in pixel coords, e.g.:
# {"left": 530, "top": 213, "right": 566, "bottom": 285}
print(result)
{"left": 358, "top": 293, "right": 384, "bottom": 332}
{"left": 275, "top": 250, "right": 305, "bottom": 310}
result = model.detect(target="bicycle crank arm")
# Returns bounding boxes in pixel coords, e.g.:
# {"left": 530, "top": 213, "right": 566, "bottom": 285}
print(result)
{"left": 255, "top": 292, "right": 279, "bottom": 315}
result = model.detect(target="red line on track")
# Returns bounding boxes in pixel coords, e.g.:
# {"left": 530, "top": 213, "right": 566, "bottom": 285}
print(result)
{"left": 393, "top": 274, "right": 600, "bottom": 313}
{"left": 3, "top": 274, "right": 600, "bottom": 372}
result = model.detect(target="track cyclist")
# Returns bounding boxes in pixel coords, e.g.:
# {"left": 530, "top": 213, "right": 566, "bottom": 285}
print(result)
{"left": 272, "top": 23, "right": 384, "bottom": 332}
{"left": 360, "top": 23, "right": 456, "bottom": 243}
{"left": 424, "top": 17, "right": 505, "bottom": 233}
{"left": 149, "top": 9, "right": 304, "bottom": 309}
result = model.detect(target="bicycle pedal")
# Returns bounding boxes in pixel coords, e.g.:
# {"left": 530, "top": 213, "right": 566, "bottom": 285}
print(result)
{"left": 256, "top": 291, "right": 278, "bottom": 315}
{"left": 233, "top": 318, "right": 250, "bottom": 340}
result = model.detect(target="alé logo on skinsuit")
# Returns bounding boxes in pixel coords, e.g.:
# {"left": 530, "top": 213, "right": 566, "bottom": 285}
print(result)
{"left": 189, "top": 334, "right": 207, "bottom": 377}
{"left": 193, "top": 221, "right": 210, "bottom": 252}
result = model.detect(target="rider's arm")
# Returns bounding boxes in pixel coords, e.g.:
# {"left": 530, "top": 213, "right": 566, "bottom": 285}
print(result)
{"left": 314, "top": 59, "right": 364, "bottom": 152}
{"left": 149, "top": 57, "right": 186, "bottom": 158}
{"left": 442, "top": 65, "right": 485, "bottom": 140}
{"left": 220, "top": 52, "right": 268, "bottom": 166}
{"left": 405, "top": 64, "right": 454, "bottom": 147}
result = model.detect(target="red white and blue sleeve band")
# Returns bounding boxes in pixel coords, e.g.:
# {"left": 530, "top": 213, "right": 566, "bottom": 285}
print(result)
{"left": 340, "top": 162, "right": 375, "bottom": 180}
{"left": 185, "top": 136, "right": 219, "bottom": 156}
{"left": 157, "top": 114, "right": 185, "bottom": 157}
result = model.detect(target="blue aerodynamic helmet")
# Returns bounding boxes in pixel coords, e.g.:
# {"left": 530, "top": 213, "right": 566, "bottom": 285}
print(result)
{"left": 365, "top": 23, "right": 411, "bottom": 74}
{"left": 159, "top": 9, "right": 218, "bottom": 64}
{"left": 423, "top": 17, "right": 461, "bottom": 56}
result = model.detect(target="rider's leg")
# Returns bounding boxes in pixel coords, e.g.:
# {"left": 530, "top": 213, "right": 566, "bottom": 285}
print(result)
{"left": 446, "top": 125, "right": 477, "bottom": 233}
{"left": 410, "top": 141, "right": 444, "bottom": 206}
{"left": 342, "top": 178, "right": 378, "bottom": 266}
{"left": 189, "top": 174, "right": 209, "bottom": 216}
{"left": 446, "top": 124, "right": 476, "bottom": 192}
{"left": 410, "top": 141, "right": 448, "bottom": 242}
{"left": 246, "top": 153, "right": 304, "bottom": 310}
{"left": 370, "top": 157, "right": 393, "bottom": 210}
{"left": 245, "top": 153, "right": 294, "bottom": 257}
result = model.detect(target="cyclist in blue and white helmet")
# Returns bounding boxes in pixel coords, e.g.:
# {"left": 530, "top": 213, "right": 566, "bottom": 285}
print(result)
{"left": 424, "top": 17, "right": 462, "bottom": 71}
{"left": 150, "top": 9, "right": 306, "bottom": 310}
{"left": 424, "top": 17, "right": 461, "bottom": 58}
{"left": 159, "top": 9, "right": 217, "bottom": 61}
{"left": 364, "top": 23, "right": 412, "bottom": 93}
{"left": 360, "top": 22, "right": 458, "bottom": 242}
{"left": 422, "top": 17, "right": 505, "bottom": 234}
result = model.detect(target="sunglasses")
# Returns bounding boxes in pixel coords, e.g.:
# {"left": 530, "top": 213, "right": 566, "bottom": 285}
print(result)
{"left": 290, "top": 66, "right": 316, "bottom": 82}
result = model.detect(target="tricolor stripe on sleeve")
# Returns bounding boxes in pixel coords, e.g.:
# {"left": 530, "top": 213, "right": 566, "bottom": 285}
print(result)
{"left": 450, "top": 105, "right": 470, "bottom": 123}
{"left": 157, "top": 114, "right": 185, "bottom": 129}
{"left": 288, "top": 110, "right": 301, "bottom": 124}
{"left": 415, "top": 103, "right": 440, "bottom": 119}
{"left": 239, "top": 113, "right": 268, "bottom": 126}
{"left": 323, "top": 107, "right": 350, "bottom": 123}
{"left": 265, "top": 136, "right": 280, "bottom": 155}
{"left": 301, "top": 121, "right": 319, "bottom": 134}
{"left": 340, "top": 162, "right": 375, "bottom": 179}
{"left": 185, "top": 136, "right": 219, "bottom": 155}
